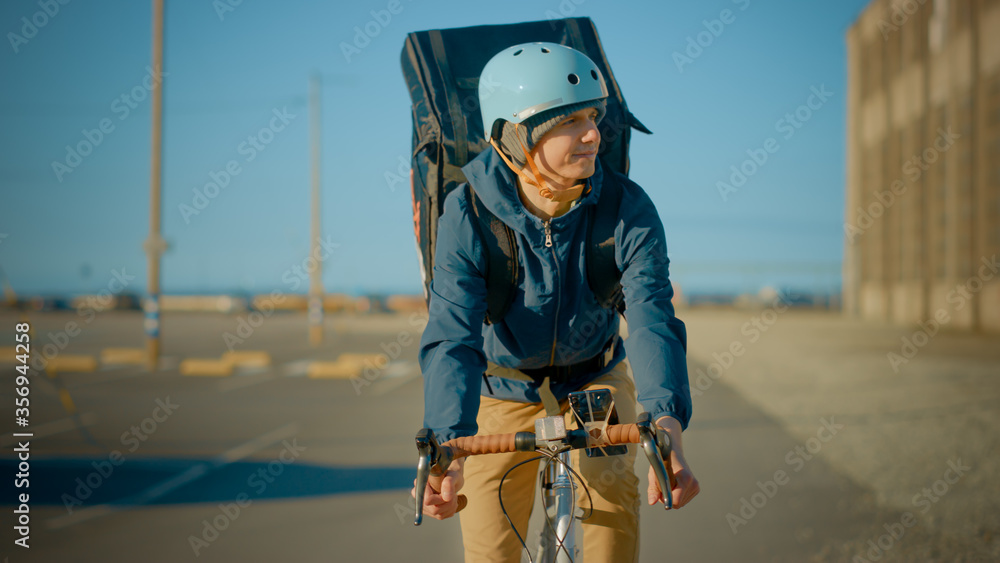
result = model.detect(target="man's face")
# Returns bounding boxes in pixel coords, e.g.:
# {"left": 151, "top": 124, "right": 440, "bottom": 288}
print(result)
{"left": 529, "top": 106, "right": 601, "bottom": 187}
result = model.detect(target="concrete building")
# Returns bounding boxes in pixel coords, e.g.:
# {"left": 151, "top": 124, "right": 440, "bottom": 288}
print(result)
{"left": 844, "top": 0, "right": 1000, "bottom": 331}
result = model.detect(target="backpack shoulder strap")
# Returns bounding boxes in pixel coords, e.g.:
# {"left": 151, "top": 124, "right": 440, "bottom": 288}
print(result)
{"left": 466, "top": 184, "right": 519, "bottom": 325}
{"left": 587, "top": 167, "right": 626, "bottom": 314}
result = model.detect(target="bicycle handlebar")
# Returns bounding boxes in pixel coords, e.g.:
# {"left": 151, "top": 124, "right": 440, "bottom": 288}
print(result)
{"left": 414, "top": 413, "right": 677, "bottom": 525}
{"left": 441, "top": 423, "right": 642, "bottom": 457}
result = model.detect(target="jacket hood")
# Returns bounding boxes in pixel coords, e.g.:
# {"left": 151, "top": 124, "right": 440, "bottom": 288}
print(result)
{"left": 460, "top": 146, "right": 605, "bottom": 236}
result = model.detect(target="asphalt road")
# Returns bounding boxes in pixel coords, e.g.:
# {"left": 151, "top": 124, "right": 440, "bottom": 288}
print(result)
{"left": 0, "top": 309, "right": 995, "bottom": 562}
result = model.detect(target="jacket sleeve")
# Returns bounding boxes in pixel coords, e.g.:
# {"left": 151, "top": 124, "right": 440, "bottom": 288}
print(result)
{"left": 615, "top": 178, "right": 693, "bottom": 430}
{"left": 418, "top": 187, "right": 489, "bottom": 443}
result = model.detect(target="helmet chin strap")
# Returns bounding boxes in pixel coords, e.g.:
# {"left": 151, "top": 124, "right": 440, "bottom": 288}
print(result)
{"left": 490, "top": 123, "right": 588, "bottom": 204}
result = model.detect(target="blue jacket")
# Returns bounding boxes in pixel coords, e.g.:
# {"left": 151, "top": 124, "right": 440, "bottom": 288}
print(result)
{"left": 419, "top": 146, "right": 691, "bottom": 442}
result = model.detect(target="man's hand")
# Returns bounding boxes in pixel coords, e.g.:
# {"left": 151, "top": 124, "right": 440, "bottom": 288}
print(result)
{"left": 411, "top": 458, "right": 465, "bottom": 520}
{"left": 648, "top": 416, "right": 700, "bottom": 509}
{"left": 647, "top": 451, "right": 699, "bottom": 508}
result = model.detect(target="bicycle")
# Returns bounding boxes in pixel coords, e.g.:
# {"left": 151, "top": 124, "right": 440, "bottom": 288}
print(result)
{"left": 413, "top": 388, "right": 677, "bottom": 563}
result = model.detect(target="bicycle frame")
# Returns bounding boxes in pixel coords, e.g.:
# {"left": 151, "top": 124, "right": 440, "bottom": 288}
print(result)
{"left": 537, "top": 449, "right": 577, "bottom": 563}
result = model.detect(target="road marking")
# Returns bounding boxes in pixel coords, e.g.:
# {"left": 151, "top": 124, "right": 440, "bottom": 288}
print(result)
{"left": 234, "top": 365, "right": 270, "bottom": 376}
{"left": 65, "top": 357, "right": 179, "bottom": 389}
{"left": 93, "top": 356, "right": 178, "bottom": 375}
{"left": 0, "top": 413, "right": 97, "bottom": 447}
{"left": 46, "top": 422, "right": 300, "bottom": 530}
{"left": 65, "top": 370, "right": 149, "bottom": 389}
{"left": 372, "top": 363, "right": 420, "bottom": 396}
{"left": 282, "top": 360, "right": 311, "bottom": 377}
{"left": 218, "top": 371, "right": 275, "bottom": 392}
{"left": 372, "top": 372, "right": 420, "bottom": 396}
{"left": 382, "top": 361, "right": 418, "bottom": 379}
{"left": 215, "top": 422, "right": 299, "bottom": 464}
{"left": 157, "top": 356, "right": 180, "bottom": 371}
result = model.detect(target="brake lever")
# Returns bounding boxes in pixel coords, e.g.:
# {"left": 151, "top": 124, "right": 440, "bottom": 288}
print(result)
{"left": 636, "top": 413, "right": 674, "bottom": 510}
{"left": 414, "top": 428, "right": 461, "bottom": 525}
{"left": 414, "top": 428, "right": 438, "bottom": 526}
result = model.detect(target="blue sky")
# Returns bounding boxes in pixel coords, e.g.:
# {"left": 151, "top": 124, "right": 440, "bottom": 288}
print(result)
{"left": 0, "top": 0, "right": 871, "bottom": 297}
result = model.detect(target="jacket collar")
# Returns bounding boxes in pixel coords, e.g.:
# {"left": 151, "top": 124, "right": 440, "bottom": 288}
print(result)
{"left": 461, "top": 146, "right": 605, "bottom": 235}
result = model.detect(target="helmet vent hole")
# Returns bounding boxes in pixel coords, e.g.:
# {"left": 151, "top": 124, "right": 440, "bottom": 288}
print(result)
{"left": 513, "top": 49, "right": 523, "bottom": 56}
{"left": 591, "top": 70, "right": 598, "bottom": 80}
{"left": 540, "top": 47, "right": 550, "bottom": 53}
{"left": 567, "top": 73, "right": 579, "bottom": 85}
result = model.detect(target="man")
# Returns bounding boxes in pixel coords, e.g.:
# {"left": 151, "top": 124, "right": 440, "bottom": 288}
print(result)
{"left": 414, "top": 42, "right": 698, "bottom": 562}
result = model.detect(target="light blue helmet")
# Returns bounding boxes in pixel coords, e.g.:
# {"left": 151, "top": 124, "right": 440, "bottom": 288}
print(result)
{"left": 478, "top": 42, "right": 609, "bottom": 142}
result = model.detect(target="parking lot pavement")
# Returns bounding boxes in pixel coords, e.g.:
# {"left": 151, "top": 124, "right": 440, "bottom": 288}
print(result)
{"left": 679, "top": 306, "right": 1000, "bottom": 560}
{"left": 0, "top": 309, "right": 996, "bottom": 561}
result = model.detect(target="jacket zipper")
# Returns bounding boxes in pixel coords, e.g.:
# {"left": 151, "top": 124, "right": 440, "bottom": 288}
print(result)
{"left": 544, "top": 219, "right": 560, "bottom": 366}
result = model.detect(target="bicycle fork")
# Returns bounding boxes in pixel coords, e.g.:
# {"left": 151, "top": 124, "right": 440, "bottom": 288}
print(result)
{"left": 537, "top": 450, "right": 578, "bottom": 563}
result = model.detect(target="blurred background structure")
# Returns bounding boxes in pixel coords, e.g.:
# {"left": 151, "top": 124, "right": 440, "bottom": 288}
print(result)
{"left": 844, "top": 0, "right": 1000, "bottom": 331}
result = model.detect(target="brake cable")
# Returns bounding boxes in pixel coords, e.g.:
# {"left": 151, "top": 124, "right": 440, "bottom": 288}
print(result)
{"left": 498, "top": 446, "right": 595, "bottom": 563}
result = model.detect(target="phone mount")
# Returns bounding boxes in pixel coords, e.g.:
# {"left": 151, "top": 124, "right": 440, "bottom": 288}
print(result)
{"left": 568, "top": 388, "right": 628, "bottom": 457}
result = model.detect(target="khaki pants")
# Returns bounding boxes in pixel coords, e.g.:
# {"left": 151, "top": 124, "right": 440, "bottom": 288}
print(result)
{"left": 459, "top": 359, "right": 640, "bottom": 563}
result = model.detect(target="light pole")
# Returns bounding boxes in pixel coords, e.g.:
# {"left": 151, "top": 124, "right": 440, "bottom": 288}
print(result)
{"left": 143, "top": 0, "right": 167, "bottom": 369}
{"left": 308, "top": 72, "right": 324, "bottom": 346}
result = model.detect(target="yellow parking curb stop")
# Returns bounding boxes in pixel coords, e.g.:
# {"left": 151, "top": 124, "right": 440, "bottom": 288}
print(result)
{"left": 180, "top": 358, "right": 234, "bottom": 377}
{"left": 46, "top": 355, "right": 98, "bottom": 375}
{"left": 222, "top": 350, "right": 272, "bottom": 368}
{"left": 100, "top": 348, "right": 146, "bottom": 365}
{"left": 307, "top": 361, "right": 362, "bottom": 379}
